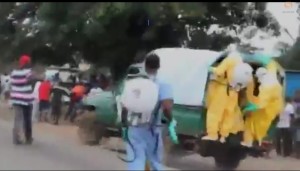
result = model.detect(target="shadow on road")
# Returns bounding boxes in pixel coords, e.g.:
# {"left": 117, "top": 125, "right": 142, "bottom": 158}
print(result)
{"left": 165, "top": 147, "right": 217, "bottom": 170}
{"left": 104, "top": 140, "right": 217, "bottom": 170}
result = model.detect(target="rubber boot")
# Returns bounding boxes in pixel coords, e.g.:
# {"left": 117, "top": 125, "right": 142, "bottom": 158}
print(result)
{"left": 241, "top": 141, "right": 253, "bottom": 147}
{"left": 202, "top": 135, "right": 218, "bottom": 141}
{"left": 219, "top": 137, "right": 226, "bottom": 143}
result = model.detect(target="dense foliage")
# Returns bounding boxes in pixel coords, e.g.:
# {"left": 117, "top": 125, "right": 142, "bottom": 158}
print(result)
{"left": 0, "top": 2, "right": 298, "bottom": 76}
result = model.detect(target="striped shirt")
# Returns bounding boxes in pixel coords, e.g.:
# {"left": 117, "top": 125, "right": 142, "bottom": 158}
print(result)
{"left": 10, "top": 68, "right": 34, "bottom": 106}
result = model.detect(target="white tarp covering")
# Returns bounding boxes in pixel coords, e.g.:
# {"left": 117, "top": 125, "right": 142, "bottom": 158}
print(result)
{"left": 153, "top": 48, "right": 222, "bottom": 106}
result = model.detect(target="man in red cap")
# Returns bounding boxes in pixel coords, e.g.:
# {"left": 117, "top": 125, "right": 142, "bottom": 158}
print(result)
{"left": 10, "top": 54, "right": 35, "bottom": 145}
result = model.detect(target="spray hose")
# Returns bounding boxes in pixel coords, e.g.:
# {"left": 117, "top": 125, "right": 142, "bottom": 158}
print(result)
{"left": 116, "top": 118, "right": 179, "bottom": 163}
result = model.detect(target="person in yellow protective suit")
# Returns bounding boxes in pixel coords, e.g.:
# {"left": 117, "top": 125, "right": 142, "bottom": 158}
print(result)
{"left": 218, "top": 63, "right": 253, "bottom": 142}
{"left": 205, "top": 73, "right": 227, "bottom": 108}
{"left": 265, "top": 60, "right": 277, "bottom": 74}
{"left": 203, "top": 52, "right": 252, "bottom": 142}
{"left": 242, "top": 77, "right": 260, "bottom": 147}
{"left": 230, "top": 106, "right": 245, "bottom": 134}
{"left": 242, "top": 67, "right": 284, "bottom": 147}
{"left": 245, "top": 60, "right": 280, "bottom": 107}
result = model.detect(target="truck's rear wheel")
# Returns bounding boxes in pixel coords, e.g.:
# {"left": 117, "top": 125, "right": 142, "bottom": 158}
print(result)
{"left": 214, "top": 155, "right": 241, "bottom": 170}
{"left": 197, "top": 139, "right": 212, "bottom": 157}
{"left": 213, "top": 144, "right": 243, "bottom": 170}
{"left": 76, "top": 110, "right": 104, "bottom": 145}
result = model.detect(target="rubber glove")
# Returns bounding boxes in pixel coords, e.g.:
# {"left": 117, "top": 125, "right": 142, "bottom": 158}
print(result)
{"left": 260, "top": 56, "right": 271, "bottom": 67}
{"left": 245, "top": 102, "right": 254, "bottom": 107}
{"left": 243, "top": 102, "right": 259, "bottom": 113}
{"left": 121, "top": 127, "right": 128, "bottom": 141}
{"left": 253, "top": 53, "right": 271, "bottom": 66}
{"left": 168, "top": 119, "right": 179, "bottom": 144}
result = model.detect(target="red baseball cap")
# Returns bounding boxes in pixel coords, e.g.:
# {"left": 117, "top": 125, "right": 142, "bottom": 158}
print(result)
{"left": 19, "top": 54, "right": 31, "bottom": 67}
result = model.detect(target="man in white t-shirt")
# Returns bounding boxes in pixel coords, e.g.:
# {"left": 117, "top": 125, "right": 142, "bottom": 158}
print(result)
{"left": 276, "top": 97, "right": 295, "bottom": 157}
{"left": 1, "top": 73, "right": 10, "bottom": 102}
{"left": 32, "top": 80, "right": 41, "bottom": 122}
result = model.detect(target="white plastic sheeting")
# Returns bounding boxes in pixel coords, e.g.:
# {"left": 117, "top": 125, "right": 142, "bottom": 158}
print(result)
{"left": 153, "top": 48, "right": 222, "bottom": 106}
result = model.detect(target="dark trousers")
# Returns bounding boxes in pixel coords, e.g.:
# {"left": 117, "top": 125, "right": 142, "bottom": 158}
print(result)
{"left": 275, "top": 128, "right": 293, "bottom": 157}
{"left": 65, "top": 100, "right": 75, "bottom": 120}
{"left": 69, "top": 101, "right": 83, "bottom": 123}
{"left": 51, "top": 104, "right": 61, "bottom": 125}
{"left": 39, "top": 100, "right": 50, "bottom": 121}
{"left": 13, "top": 104, "right": 32, "bottom": 143}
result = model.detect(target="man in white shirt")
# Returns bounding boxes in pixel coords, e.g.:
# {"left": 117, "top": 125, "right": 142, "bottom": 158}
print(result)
{"left": 1, "top": 73, "right": 10, "bottom": 102}
{"left": 276, "top": 97, "right": 295, "bottom": 157}
{"left": 32, "top": 80, "right": 41, "bottom": 123}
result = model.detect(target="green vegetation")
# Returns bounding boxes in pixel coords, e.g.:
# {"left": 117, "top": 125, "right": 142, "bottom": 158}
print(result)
{"left": 0, "top": 2, "right": 298, "bottom": 76}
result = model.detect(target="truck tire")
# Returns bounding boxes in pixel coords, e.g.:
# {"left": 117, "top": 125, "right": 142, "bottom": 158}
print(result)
{"left": 214, "top": 155, "right": 241, "bottom": 170}
{"left": 213, "top": 145, "right": 242, "bottom": 170}
{"left": 197, "top": 139, "right": 211, "bottom": 157}
{"left": 76, "top": 110, "right": 105, "bottom": 145}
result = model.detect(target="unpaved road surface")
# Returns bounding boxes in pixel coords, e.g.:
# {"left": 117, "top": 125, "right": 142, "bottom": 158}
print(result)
{"left": 0, "top": 103, "right": 300, "bottom": 170}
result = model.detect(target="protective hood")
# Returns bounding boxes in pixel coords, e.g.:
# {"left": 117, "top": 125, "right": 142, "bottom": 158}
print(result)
{"left": 256, "top": 67, "right": 278, "bottom": 85}
{"left": 230, "top": 63, "right": 253, "bottom": 89}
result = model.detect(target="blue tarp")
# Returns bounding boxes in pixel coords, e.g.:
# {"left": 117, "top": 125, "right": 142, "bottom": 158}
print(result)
{"left": 285, "top": 71, "right": 300, "bottom": 97}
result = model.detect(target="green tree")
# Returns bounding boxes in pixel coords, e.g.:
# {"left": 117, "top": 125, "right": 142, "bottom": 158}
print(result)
{"left": 0, "top": 2, "right": 296, "bottom": 76}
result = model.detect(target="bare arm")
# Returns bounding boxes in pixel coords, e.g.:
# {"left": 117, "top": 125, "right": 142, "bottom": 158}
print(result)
{"left": 161, "top": 99, "right": 174, "bottom": 122}
{"left": 159, "top": 81, "right": 174, "bottom": 123}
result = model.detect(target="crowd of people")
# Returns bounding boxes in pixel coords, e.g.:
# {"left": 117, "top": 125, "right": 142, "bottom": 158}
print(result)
{"left": 0, "top": 54, "right": 110, "bottom": 145}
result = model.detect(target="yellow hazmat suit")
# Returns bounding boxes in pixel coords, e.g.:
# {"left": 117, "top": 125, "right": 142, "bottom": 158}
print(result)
{"left": 204, "top": 53, "right": 252, "bottom": 142}
{"left": 246, "top": 77, "right": 259, "bottom": 105}
{"left": 219, "top": 62, "right": 253, "bottom": 142}
{"left": 204, "top": 77, "right": 229, "bottom": 141}
{"left": 203, "top": 55, "right": 241, "bottom": 141}
{"left": 205, "top": 75, "right": 227, "bottom": 108}
{"left": 242, "top": 68, "right": 284, "bottom": 147}
{"left": 232, "top": 107, "right": 245, "bottom": 134}
{"left": 265, "top": 60, "right": 278, "bottom": 74}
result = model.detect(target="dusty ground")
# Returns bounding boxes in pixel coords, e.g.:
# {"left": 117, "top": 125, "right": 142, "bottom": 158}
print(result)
{"left": 0, "top": 102, "right": 300, "bottom": 170}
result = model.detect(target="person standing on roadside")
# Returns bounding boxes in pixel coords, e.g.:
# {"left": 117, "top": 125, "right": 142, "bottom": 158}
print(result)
{"left": 1, "top": 72, "right": 11, "bottom": 102}
{"left": 292, "top": 91, "right": 300, "bottom": 158}
{"left": 276, "top": 97, "right": 295, "bottom": 157}
{"left": 120, "top": 54, "right": 177, "bottom": 170}
{"left": 31, "top": 80, "right": 41, "bottom": 122}
{"left": 51, "top": 81, "right": 70, "bottom": 125}
{"left": 38, "top": 76, "right": 52, "bottom": 122}
{"left": 65, "top": 81, "right": 86, "bottom": 123}
{"left": 10, "top": 55, "right": 35, "bottom": 145}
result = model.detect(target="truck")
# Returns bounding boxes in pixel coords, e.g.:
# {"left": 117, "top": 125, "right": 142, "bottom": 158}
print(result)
{"left": 76, "top": 48, "right": 285, "bottom": 170}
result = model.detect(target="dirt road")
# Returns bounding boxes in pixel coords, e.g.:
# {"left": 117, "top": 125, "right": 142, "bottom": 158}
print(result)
{"left": 0, "top": 104, "right": 300, "bottom": 170}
